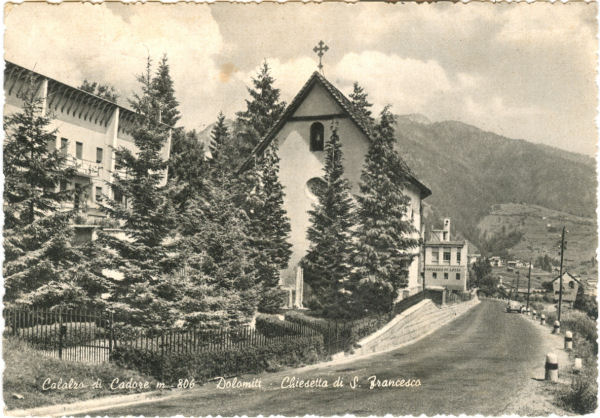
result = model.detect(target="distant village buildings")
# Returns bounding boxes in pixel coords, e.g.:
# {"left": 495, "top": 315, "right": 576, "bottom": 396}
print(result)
{"left": 423, "top": 219, "right": 468, "bottom": 292}
{"left": 3, "top": 60, "right": 171, "bottom": 240}
{"left": 243, "top": 71, "right": 431, "bottom": 307}
{"left": 489, "top": 256, "right": 504, "bottom": 267}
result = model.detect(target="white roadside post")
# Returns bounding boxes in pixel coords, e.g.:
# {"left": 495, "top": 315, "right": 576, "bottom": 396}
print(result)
{"left": 545, "top": 353, "right": 559, "bottom": 382}
{"left": 564, "top": 331, "right": 573, "bottom": 351}
{"left": 573, "top": 357, "right": 582, "bottom": 374}
{"left": 540, "top": 314, "right": 546, "bottom": 325}
{"left": 553, "top": 320, "right": 560, "bottom": 334}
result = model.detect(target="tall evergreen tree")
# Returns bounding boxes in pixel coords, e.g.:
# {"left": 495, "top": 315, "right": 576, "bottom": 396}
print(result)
{"left": 98, "top": 57, "right": 177, "bottom": 326}
{"left": 235, "top": 61, "right": 286, "bottom": 157}
{"left": 349, "top": 82, "right": 374, "bottom": 126}
{"left": 152, "top": 54, "right": 180, "bottom": 128}
{"left": 251, "top": 142, "right": 292, "bottom": 313}
{"left": 3, "top": 78, "right": 110, "bottom": 308}
{"left": 353, "top": 106, "right": 419, "bottom": 314}
{"left": 302, "top": 125, "right": 356, "bottom": 318}
{"left": 174, "top": 171, "right": 259, "bottom": 328}
{"left": 209, "top": 112, "right": 229, "bottom": 163}
{"left": 169, "top": 128, "right": 208, "bottom": 210}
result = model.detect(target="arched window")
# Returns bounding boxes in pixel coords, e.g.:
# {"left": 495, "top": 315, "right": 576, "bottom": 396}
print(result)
{"left": 310, "top": 122, "right": 324, "bottom": 151}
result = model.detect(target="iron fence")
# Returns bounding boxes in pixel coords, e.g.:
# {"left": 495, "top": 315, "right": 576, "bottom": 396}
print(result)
{"left": 4, "top": 308, "right": 321, "bottom": 364}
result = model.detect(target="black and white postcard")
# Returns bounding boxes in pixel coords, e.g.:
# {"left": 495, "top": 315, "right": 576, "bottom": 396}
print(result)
{"left": 2, "top": 2, "right": 598, "bottom": 416}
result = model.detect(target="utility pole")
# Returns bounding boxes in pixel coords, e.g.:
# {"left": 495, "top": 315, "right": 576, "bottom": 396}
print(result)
{"left": 558, "top": 226, "right": 566, "bottom": 322}
{"left": 515, "top": 270, "right": 520, "bottom": 302}
{"left": 526, "top": 260, "right": 532, "bottom": 310}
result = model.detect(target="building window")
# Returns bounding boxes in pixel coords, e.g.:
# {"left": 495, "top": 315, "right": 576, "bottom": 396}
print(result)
{"left": 443, "top": 251, "right": 451, "bottom": 264}
{"left": 444, "top": 272, "right": 449, "bottom": 280}
{"left": 96, "top": 147, "right": 103, "bottom": 164}
{"left": 456, "top": 250, "right": 461, "bottom": 265}
{"left": 95, "top": 186, "right": 102, "bottom": 202}
{"left": 432, "top": 272, "right": 437, "bottom": 279}
{"left": 431, "top": 250, "right": 439, "bottom": 264}
{"left": 60, "top": 180, "right": 68, "bottom": 192}
{"left": 113, "top": 187, "right": 123, "bottom": 204}
{"left": 47, "top": 135, "right": 57, "bottom": 152}
{"left": 310, "top": 122, "right": 324, "bottom": 151}
{"left": 61, "top": 138, "right": 69, "bottom": 155}
{"left": 456, "top": 273, "right": 461, "bottom": 281}
{"left": 76, "top": 142, "right": 83, "bottom": 159}
{"left": 569, "top": 281, "right": 575, "bottom": 289}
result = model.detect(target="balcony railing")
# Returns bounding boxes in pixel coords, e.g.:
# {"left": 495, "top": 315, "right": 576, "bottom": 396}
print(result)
{"left": 64, "top": 155, "right": 102, "bottom": 177}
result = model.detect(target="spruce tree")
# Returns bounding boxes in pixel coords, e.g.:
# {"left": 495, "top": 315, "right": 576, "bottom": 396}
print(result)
{"left": 235, "top": 61, "right": 286, "bottom": 157}
{"left": 209, "top": 112, "right": 229, "bottom": 163}
{"left": 175, "top": 173, "right": 258, "bottom": 328}
{"left": 169, "top": 128, "right": 208, "bottom": 210}
{"left": 3, "top": 78, "right": 110, "bottom": 309}
{"left": 349, "top": 82, "right": 375, "bottom": 126}
{"left": 302, "top": 125, "right": 356, "bottom": 318}
{"left": 252, "top": 142, "right": 292, "bottom": 313}
{"left": 152, "top": 54, "right": 181, "bottom": 128}
{"left": 353, "top": 106, "right": 419, "bottom": 314}
{"left": 98, "top": 57, "right": 177, "bottom": 327}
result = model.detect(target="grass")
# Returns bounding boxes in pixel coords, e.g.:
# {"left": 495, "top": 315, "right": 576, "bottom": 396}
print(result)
{"left": 3, "top": 336, "right": 158, "bottom": 411}
{"left": 538, "top": 309, "right": 598, "bottom": 414}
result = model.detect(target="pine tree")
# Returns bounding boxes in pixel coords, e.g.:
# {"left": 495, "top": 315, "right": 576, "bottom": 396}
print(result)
{"left": 98, "top": 57, "right": 177, "bottom": 327}
{"left": 209, "top": 112, "right": 229, "bottom": 163}
{"left": 251, "top": 142, "right": 292, "bottom": 313}
{"left": 235, "top": 61, "right": 286, "bottom": 157}
{"left": 3, "top": 78, "right": 110, "bottom": 308}
{"left": 152, "top": 54, "right": 180, "bottom": 128}
{"left": 174, "top": 172, "right": 259, "bottom": 328}
{"left": 353, "top": 106, "right": 419, "bottom": 314}
{"left": 302, "top": 125, "right": 356, "bottom": 318}
{"left": 349, "top": 82, "right": 374, "bottom": 126}
{"left": 169, "top": 128, "right": 208, "bottom": 210}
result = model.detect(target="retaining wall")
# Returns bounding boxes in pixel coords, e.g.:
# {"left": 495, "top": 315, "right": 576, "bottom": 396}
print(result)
{"left": 348, "top": 296, "right": 480, "bottom": 357}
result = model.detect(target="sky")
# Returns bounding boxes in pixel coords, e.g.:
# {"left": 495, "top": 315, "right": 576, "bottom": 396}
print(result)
{"left": 4, "top": 2, "right": 598, "bottom": 156}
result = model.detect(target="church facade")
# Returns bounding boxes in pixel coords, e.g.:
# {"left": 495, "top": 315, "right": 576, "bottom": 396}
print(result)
{"left": 243, "top": 71, "right": 431, "bottom": 308}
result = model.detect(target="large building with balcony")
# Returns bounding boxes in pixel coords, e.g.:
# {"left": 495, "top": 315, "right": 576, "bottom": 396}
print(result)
{"left": 4, "top": 61, "right": 171, "bottom": 238}
{"left": 424, "top": 218, "right": 469, "bottom": 291}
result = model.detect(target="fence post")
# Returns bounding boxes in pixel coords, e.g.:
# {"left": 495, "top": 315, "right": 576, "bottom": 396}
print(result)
{"left": 58, "top": 310, "right": 65, "bottom": 360}
{"left": 108, "top": 313, "right": 114, "bottom": 355}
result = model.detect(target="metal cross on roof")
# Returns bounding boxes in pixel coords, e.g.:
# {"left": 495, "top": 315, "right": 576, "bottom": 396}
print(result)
{"left": 313, "top": 41, "right": 329, "bottom": 73}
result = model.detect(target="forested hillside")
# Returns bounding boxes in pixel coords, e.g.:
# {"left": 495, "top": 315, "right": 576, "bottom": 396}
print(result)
{"left": 393, "top": 115, "right": 597, "bottom": 246}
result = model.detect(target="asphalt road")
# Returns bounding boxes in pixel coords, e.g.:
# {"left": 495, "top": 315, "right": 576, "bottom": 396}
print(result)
{"left": 88, "top": 300, "right": 546, "bottom": 416}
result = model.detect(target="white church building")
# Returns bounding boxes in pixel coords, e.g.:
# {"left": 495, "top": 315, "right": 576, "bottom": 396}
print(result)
{"left": 242, "top": 71, "right": 431, "bottom": 308}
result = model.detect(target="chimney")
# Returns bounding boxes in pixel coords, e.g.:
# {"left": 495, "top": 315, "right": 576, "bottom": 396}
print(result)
{"left": 442, "top": 218, "right": 451, "bottom": 241}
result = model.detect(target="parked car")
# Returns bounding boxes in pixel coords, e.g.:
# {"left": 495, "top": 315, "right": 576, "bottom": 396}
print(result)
{"left": 506, "top": 300, "right": 524, "bottom": 313}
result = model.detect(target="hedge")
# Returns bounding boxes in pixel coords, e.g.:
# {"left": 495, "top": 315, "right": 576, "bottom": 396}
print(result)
{"left": 110, "top": 334, "right": 326, "bottom": 384}
{"left": 255, "top": 314, "right": 302, "bottom": 337}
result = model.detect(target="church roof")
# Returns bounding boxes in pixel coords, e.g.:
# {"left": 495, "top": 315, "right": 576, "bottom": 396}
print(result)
{"left": 240, "top": 71, "right": 431, "bottom": 198}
